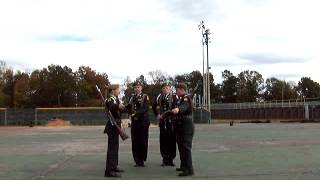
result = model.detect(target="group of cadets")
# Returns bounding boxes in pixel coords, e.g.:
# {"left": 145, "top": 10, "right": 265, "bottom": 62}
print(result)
{"left": 104, "top": 81, "right": 194, "bottom": 178}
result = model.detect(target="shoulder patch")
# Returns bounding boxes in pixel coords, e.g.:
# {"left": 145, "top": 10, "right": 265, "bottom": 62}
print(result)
{"left": 109, "top": 96, "right": 117, "bottom": 103}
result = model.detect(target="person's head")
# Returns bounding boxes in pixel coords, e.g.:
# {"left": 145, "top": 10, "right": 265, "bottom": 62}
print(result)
{"left": 175, "top": 83, "right": 187, "bottom": 96}
{"left": 161, "top": 83, "right": 171, "bottom": 95}
{"left": 108, "top": 84, "right": 120, "bottom": 96}
{"left": 132, "top": 81, "right": 142, "bottom": 94}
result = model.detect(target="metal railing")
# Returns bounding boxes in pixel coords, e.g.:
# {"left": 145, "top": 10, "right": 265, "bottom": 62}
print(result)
{"left": 211, "top": 98, "right": 320, "bottom": 110}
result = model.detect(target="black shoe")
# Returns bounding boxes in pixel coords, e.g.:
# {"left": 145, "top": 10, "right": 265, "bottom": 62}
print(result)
{"left": 176, "top": 168, "right": 184, "bottom": 171}
{"left": 112, "top": 167, "right": 124, "bottom": 173}
{"left": 105, "top": 171, "right": 121, "bottom": 177}
{"left": 161, "top": 160, "right": 168, "bottom": 166}
{"left": 178, "top": 170, "right": 194, "bottom": 176}
{"left": 167, "top": 161, "right": 175, "bottom": 166}
{"left": 134, "top": 162, "right": 145, "bottom": 167}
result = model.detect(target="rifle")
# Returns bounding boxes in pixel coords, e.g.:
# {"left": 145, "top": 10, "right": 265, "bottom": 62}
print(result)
{"left": 95, "top": 85, "right": 129, "bottom": 141}
{"left": 159, "top": 110, "right": 173, "bottom": 121}
{"left": 189, "top": 82, "right": 200, "bottom": 98}
{"left": 159, "top": 82, "right": 199, "bottom": 121}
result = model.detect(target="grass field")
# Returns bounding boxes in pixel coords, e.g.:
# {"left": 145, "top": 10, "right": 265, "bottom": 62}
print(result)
{"left": 1, "top": 123, "right": 320, "bottom": 180}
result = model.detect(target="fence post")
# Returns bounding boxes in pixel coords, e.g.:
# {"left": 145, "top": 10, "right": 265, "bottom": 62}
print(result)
{"left": 304, "top": 103, "right": 309, "bottom": 121}
{"left": 4, "top": 109, "right": 7, "bottom": 126}
{"left": 35, "top": 108, "right": 38, "bottom": 125}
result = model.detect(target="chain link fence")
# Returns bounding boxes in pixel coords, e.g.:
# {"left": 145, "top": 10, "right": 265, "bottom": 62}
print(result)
{"left": 211, "top": 101, "right": 320, "bottom": 122}
{"left": 1, "top": 99, "right": 319, "bottom": 126}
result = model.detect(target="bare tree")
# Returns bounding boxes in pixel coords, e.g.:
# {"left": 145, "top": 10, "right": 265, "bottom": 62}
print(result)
{"left": 148, "top": 70, "right": 169, "bottom": 85}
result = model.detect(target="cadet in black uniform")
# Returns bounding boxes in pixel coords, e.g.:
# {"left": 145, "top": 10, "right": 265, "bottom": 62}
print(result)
{"left": 104, "top": 84, "right": 125, "bottom": 178}
{"left": 172, "top": 83, "right": 194, "bottom": 176}
{"left": 152, "top": 83, "right": 176, "bottom": 166}
{"left": 127, "top": 81, "right": 150, "bottom": 167}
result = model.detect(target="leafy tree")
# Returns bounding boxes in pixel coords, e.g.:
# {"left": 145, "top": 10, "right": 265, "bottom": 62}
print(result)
{"left": 237, "top": 70, "right": 264, "bottom": 102}
{"left": 1, "top": 69, "right": 15, "bottom": 107}
{"left": 43, "top": 65, "right": 76, "bottom": 106}
{"left": 174, "top": 71, "right": 203, "bottom": 95}
{"left": 75, "top": 66, "right": 109, "bottom": 106}
{"left": 13, "top": 71, "right": 31, "bottom": 107}
{"left": 189, "top": 71, "right": 203, "bottom": 96}
{"left": 221, "top": 70, "right": 238, "bottom": 103}
{"left": 264, "top": 78, "right": 298, "bottom": 101}
{"left": 122, "top": 76, "right": 133, "bottom": 104}
{"left": 0, "top": 60, "right": 7, "bottom": 106}
{"left": 297, "top": 77, "right": 320, "bottom": 99}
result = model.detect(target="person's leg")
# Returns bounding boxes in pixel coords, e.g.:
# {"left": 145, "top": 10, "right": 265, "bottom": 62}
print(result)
{"left": 184, "top": 134, "right": 194, "bottom": 174}
{"left": 141, "top": 125, "right": 149, "bottom": 162}
{"left": 178, "top": 133, "right": 194, "bottom": 176}
{"left": 167, "top": 128, "right": 176, "bottom": 166}
{"left": 159, "top": 124, "right": 168, "bottom": 165}
{"left": 176, "top": 133, "right": 186, "bottom": 171}
{"left": 131, "top": 124, "right": 140, "bottom": 165}
{"left": 105, "top": 129, "right": 121, "bottom": 177}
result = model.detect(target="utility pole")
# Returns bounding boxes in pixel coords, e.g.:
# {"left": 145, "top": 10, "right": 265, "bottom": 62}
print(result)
{"left": 198, "top": 21, "right": 211, "bottom": 123}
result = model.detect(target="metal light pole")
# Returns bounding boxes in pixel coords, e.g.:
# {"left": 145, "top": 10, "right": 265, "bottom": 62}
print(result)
{"left": 198, "top": 21, "right": 211, "bottom": 123}
{"left": 198, "top": 21, "right": 206, "bottom": 112}
{"left": 281, "top": 80, "right": 284, "bottom": 107}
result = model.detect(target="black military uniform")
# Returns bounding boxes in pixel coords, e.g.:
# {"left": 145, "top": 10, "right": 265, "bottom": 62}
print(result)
{"left": 104, "top": 94, "right": 124, "bottom": 177}
{"left": 128, "top": 83, "right": 150, "bottom": 167}
{"left": 173, "top": 84, "right": 194, "bottom": 176}
{"left": 152, "top": 90, "right": 176, "bottom": 166}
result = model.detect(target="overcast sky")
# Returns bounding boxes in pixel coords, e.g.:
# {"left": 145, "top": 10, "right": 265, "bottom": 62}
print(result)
{"left": 0, "top": 0, "right": 319, "bottom": 84}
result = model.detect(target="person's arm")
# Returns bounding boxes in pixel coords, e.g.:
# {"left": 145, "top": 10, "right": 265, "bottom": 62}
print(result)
{"left": 172, "top": 96, "right": 192, "bottom": 115}
{"left": 107, "top": 98, "right": 121, "bottom": 119}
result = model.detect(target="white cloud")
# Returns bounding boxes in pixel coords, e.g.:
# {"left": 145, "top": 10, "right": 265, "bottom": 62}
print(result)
{"left": 0, "top": 0, "right": 319, "bottom": 85}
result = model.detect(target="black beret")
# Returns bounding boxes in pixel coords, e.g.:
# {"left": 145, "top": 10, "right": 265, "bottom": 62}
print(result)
{"left": 176, "top": 83, "right": 187, "bottom": 91}
{"left": 108, "top": 84, "right": 119, "bottom": 90}
{"left": 132, "top": 81, "right": 142, "bottom": 87}
{"left": 161, "top": 82, "right": 171, "bottom": 88}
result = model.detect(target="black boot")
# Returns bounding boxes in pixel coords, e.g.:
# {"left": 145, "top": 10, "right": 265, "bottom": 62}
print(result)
{"left": 178, "top": 169, "right": 194, "bottom": 176}
{"left": 167, "top": 160, "right": 175, "bottom": 166}
{"left": 112, "top": 167, "right": 124, "bottom": 173}
{"left": 134, "top": 161, "right": 145, "bottom": 167}
{"left": 161, "top": 159, "right": 168, "bottom": 166}
{"left": 105, "top": 171, "right": 121, "bottom": 177}
{"left": 176, "top": 167, "right": 184, "bottom": 171}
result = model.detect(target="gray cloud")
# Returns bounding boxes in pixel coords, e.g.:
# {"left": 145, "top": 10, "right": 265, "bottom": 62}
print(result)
{"left": 161, "top": 0, "right": 223, "bottom": 21}
{"left": 4, "top": 59, "right": 33, "bottom": 72}
{"left": 237, "top": 53, "right": 308, "bottom": 65}
{"left": 268, "top": 73, "right": 301, "bottom": 79}
{"left": 211, "top": 61, "right": 247, "bottom": 67}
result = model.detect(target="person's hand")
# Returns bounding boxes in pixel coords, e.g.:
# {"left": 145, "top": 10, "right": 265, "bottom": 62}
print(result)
{"left": 119, "top": 103, "right": 125, "bottom": 110}
{"left": 172, "top": 108, "right": 179, "bottom": 114}
{"left": 156, "top": 114, "right": 161, "bottom": 120}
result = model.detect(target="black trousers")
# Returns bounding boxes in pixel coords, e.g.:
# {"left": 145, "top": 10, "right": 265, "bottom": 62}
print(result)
{"left": 159, "top": 121, "right": 176, "bottom": 163}
{"left": 105, "top": 126, "right": 119, "bottom": 172}
{"left": 131, "top": 123, "right": 149, "bottom": 164}
{"left": 176, "top": 125, "right": 194, "bottom": 172}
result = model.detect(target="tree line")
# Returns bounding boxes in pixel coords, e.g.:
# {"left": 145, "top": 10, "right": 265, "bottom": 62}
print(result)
{"left": 1, "top": 60, "right": 319, "bottom": 108}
